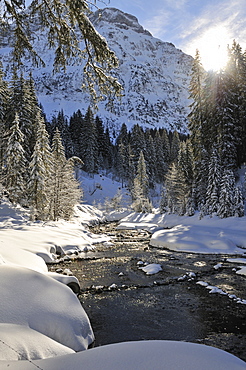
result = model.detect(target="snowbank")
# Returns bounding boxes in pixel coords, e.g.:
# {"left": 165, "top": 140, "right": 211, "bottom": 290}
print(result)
{"left": 0, "top": 199, "right": 109, "bottom": 269}
{"left": 119, "top": 212, "right": 246, "bottom": 255}
{"left": 1, "top": 340, "right": 245, "bottom": 369}
{"left": 0, "top": 200, "right": 98, "bottom": 361}
{"left": 0, "top": 266, "right": 94, "bottom": 354}
{"left": 227, "top": 257, "right": 246, "bottom": 276}
{"left": 0, "top": 324, "right": 75, "bottom": 361}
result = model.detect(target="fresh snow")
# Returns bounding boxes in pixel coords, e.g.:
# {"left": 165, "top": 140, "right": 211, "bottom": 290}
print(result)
{"left": 0, "top": 324, "right": 75, "bottom": 361}
{"left": 1, "top": 340, "right": 245, "bottom": 370}
{"left": 0, "top": 173, "right": 246, "bottom": 366}
{"left": 139, "top": 263, "right": 162, "bottom": 275}
{"left": 0, "top": 265, "right": 94, "bottom": 353}
{"left": 118, "top": 212, "right": 246, "bottom": 255}
{"left": 0, "top": 199, "right": 108, "bottom": 361}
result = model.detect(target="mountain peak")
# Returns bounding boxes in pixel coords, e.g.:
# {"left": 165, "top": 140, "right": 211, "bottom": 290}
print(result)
{"left": 0, "top": 7, "right": 193, "bottom": 134}
{"left": 90, "top": 8, "right": 152, "bottom": 36}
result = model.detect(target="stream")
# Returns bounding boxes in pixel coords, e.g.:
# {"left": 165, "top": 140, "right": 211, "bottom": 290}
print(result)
{"left": 49, "top": 222, "right": 246, "bottom": 361}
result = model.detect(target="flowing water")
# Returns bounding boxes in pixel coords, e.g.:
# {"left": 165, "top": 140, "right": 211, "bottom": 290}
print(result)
{"left": 49, "top": 222, "right": 246, "bottom": 361}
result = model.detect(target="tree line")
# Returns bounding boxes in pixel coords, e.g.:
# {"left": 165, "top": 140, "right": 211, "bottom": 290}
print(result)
{"left": 0, "top": 66, "right": 81, "bottom": 220}
{"left": 1, "top": 41, "right": 245, "bottom": 219}
{"left": 162, "top": 41, "right": 246, "bottom": 218}
{"left": 49, "top": 106, "right": 188, "bottom": 213}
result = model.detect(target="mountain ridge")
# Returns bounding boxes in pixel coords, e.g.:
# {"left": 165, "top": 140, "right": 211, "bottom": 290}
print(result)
{"left": 0, "top": 7, "right": 193, "bottom": 134}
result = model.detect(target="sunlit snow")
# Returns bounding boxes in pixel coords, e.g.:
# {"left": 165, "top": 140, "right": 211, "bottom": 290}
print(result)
{"left": 0, "top": 171, "right": 245, "bottom": 367}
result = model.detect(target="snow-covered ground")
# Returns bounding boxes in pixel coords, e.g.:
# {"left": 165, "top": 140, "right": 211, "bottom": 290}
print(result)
{"left": 1, "top": 340, "right": 245, "bottom": 370}
{"left": 118, "top": 212, "right": 246, "bottom": 264}
{"left": 0, "top": 173, "right": 246, "bottom": 367}
{"left": 0, "top": 197, "right": 111, "bottom": 362}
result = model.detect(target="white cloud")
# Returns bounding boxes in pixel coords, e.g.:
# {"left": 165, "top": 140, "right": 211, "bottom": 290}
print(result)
{"left": 180, "top": 0, "right": 246, "bottom": 55}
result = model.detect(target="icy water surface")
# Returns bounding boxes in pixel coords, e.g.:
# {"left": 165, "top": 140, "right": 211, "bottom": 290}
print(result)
{"left": 49, "top": 222, "right": 246, "bottom": 361}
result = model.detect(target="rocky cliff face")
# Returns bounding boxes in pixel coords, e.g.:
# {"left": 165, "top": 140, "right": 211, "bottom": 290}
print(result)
{"left": 0, "top": 7, "right": 193, "bottom": 133}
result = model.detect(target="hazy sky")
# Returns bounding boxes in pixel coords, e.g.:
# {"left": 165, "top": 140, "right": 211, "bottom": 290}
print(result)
{"left": 100, "top": 0, "right": 246, "bottom": 69}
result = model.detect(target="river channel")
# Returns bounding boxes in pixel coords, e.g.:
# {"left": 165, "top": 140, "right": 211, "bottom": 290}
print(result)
{"left": 49, "top": 222, "right": 246, "bottom": 361}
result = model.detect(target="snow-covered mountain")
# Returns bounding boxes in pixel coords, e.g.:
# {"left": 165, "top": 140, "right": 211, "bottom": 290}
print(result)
{"left": 0, "top": 7, "right": 193, "bottom": 133}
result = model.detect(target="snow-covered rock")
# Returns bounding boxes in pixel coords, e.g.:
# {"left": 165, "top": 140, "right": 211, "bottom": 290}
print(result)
{"left": 139, "top": 263, "right": 162, "bottom": 275}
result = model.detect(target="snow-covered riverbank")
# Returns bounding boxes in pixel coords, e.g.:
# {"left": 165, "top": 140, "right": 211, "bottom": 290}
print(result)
{"left": 0, "top": 196, "right": 245, "bottom": 368}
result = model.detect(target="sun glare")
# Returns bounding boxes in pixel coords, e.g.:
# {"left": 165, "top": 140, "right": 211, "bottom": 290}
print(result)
{"left": 194, "top": 26, "right": 230, "bottom": 71}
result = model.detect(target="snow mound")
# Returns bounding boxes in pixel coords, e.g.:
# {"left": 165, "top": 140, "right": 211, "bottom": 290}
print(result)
{"left": 1, "top": 340, "right": 245, "bottom": 369}
{"left": 0, "top": 265, "right": 94, "bottom": 353}
{"left": 139, "top": 263, "right": 162, "bottom": 275}
{"left": 0, "top": 324, "right": 74, "bottom": 361}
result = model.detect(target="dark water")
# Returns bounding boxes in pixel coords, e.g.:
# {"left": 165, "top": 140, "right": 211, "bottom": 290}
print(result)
{"left": 49, "top": 223, "right": 246, "bottom": 361}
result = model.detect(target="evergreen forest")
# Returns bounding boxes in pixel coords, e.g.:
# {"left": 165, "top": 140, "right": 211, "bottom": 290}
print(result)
{"left": 0, "top": 41, "right": 246, "bottom": 220}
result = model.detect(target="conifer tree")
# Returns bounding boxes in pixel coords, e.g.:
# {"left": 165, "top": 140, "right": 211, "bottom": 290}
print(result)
{"left": 0, "top": 61, "right": 10, "bottom": 180}
{"left": 95, "top": 116, "right": 112, "bottom": 169}
{"left": 116, "top": 123, "right": 129, "bottom": 148}
{"left": 213, "top": 71, "right": 238, "bottom": 170}
{"left": 217, "top": 169, "right": 236, "bottom": 219}
{"left": 161, "top": 129, "right": 171, "bottom": 165}
{"left": 5, "top": 113, "right": 27, "bottom": 205}
{"left": 234, "top": 186, "right": 244, "bottom": 217}
{"left": 28, "top": 111, "right": 52, "bottom": 220}
{"left": 48, "top": 128, "right": 81, "bottom": 220}
{"left": 195, "top": 147, "right": 209, "bottom": 209}
{"left": 154, "top": 131, "right": 167, "bottom": 183}
{"left": 104, "top": 127, "right": 114, "bottom": 170}
{"left": 127, "top": 145, "right": 135, "bottom": 190}
{"left": 205, "top": 146, "right": 221, "bottom": 216}
{"left": 69, "top": 109, "right": 84, "bottom": 157}
{"left": 51, "top": 110, "right": 73, "bottom": 158}
{"left": 130, "top": 124, "right": 146, "bottom": 170}
{"left": 165, "top": 162, "right": 187, "bottom": 215}
{"left": 117, "top": 141, "right": 129, "bottom": 186}
{"left": 188, "top": 49, "right": 205, "bottom": 163}
{"left": 226, "top": 41, "right": 246, "bottom": 165}
{"left": 80, "top": 106, "right": 97, "bottom": 174}
{"left": 7, "top": 72, "right": 37, "bottom": 161}
{"left": 159, "top": 187, "right": 168, "bottom": 214}
{"left": 144, "top": 132, "right": 156, "bottom": 187}
{"left": 170, "top": 130, "right": 180, "bottom": 163}
{"left": 131, "top": 151, "right": 152, "bottom": 213}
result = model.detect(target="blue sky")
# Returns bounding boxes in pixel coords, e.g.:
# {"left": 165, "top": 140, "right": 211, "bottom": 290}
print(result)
{"left": 100, "top": 0, "right": 246, "bottom": 70}
{"left": 23, "top": 1, "right": 246, "bottom": 70}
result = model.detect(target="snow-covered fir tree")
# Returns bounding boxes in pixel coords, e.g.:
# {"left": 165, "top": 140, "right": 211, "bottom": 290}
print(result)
{"left": 130, "top": 124, "right": 146, "bottom": 171}
{"left": 48, "top": 128, "right": 82, "bottom": 220}
{"left": 165, "top": 160, "right": 188, "bottom": 215}
{"left": 159, "top": 187, "right": 168, "bottom": 214}
{"left": 131, "top": 151, "right": 152, "bottom": 213}
{"left": 117, "top": 141, "right": 129, "bottom": 186}
{"left": 144, "top": 132, "right": 156, "bottom": 187}
{"left": 205, "top": 146, "right": 221, "bottom": 216}
{"left": 0, "top": 61, "right": 10, "bottom": 180}
{"left": 8, "top": 72, "right": 38, "bottom": 161}
{"left": 154, "top": 131, "right": 167, "bottom": 183}
{"left": 5, "top": 113, "right": 27, "bottom": 205}
{"left": 234, "top": 186, "right": 244, "bottom": 217}
{"left": 217, "top": 169, "right": 244, "bottom": 218}
{"left": 170, "top": 130, "right": 180, "bottom": 163}
{"left": 28, "top": 111, "right": 52, "bottom": 220}
{"left": 80, "top": 107, "right": 98, "bottom": 174}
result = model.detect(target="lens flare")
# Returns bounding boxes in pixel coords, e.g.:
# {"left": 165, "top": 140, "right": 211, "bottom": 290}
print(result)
{"left": 190, "top": 26, "right": 231, "bottom": 71}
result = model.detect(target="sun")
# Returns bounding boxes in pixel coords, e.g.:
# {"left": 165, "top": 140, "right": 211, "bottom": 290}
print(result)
{"left": 193, "top": 26, "right": 230, "bottom": 71}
